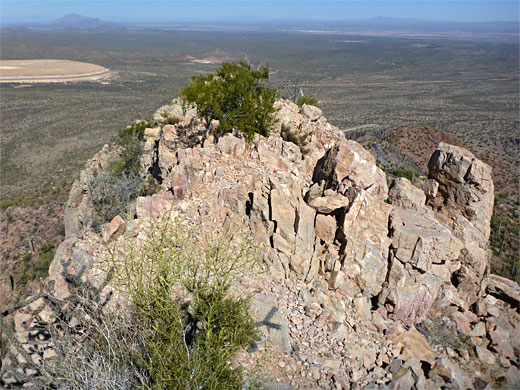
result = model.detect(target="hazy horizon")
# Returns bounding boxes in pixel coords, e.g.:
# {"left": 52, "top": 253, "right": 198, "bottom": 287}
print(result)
{"left": 2, "top": 1, "right": 519, "bottom": 26}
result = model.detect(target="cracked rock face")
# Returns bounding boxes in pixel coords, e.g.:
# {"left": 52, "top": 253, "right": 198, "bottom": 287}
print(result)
{"left": 4, "top": 99, "right": 519, "bottom": 390}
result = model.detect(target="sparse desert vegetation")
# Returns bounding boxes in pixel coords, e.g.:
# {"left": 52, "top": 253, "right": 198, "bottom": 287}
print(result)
{"left": 1, "top": 29, "right": 517, "bottom": 205}
{"left": 0, "top": 27, "right": 518, "bottom": 311}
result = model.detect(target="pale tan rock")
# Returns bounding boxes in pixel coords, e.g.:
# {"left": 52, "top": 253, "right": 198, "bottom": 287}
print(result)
{"left": 327, "top": 269, "right": 343, "bottom": 290}
{"left": 417, "top": 178, "right": 439, "bottom": 199}
{"left": 64, "top": 144, "right": 118, "bottom": 238}
{"left": 291, "top": 200, "right": 316, "bottom": 276}
{"left": 452, "top": 311, "right": 473, "bottom": 336}
{"left": 391, "top": 369, "right": 415, "bottom": 390}
{"left": 341, "top": 191, "right": 391, "bottom": 297}
{"left": 387, "top": 325, "right": 435, "bottom": 366}
{"left": 103, "top": 215, "right": 126, "bottom": 243}
{"left": 14, "top": 312, "right": 33, "bottom": 334}
{"left": 476, "top": 346, "right": 496, "bottom": 365}
{"left": 299, "top": 104, "right": 322, "bottom": 121}
{"left": 37, "top": 306, "right": 56, "bottom": 323}
{"left": 48, "top": 238, "right": 94, "bottom": 299}
{"left": 485, "top": 274, "right": 520, "bottom": 306}
{"left": 305, "top": 182, "right": 324, "bottom": 203}
{"left": 315, "top": 214, "right": 336, "bottom": 244}
{"left": 308, "top": 194, "right": 349, "bottom": 213}
{"left": 428, "top": 143, "right": 494, "bottom": 309}
{"left": 240, "top": 276, "right": 263, "bottom": 291}
{"left": 144, "top": 126, "right": 161, "bottom": 140}
{"left": 470, "top": 322, "right": 487, "bottom": 337}
{"left": 388, "top": 177, "right": 426, "bottom": 209}
{"left": 313, "top": 140, "right": 388, "bottom": 199}
{"left": 487, "top": 315, "right": 519, "bottom": 364}
{"left": 353, "top": 296, "right": 372, "bottom": 321}
{"left": 320, "top": 357, "right": 342, "bottom": 371}
{"left": 135, "top": 192, "right": 174, "bottom": 219}
{"left": 15, "top": 101, "right": 503, "bottom": 390}
{"left": 270, "top": 186, "right": 296, "bottom": 244}
{"left": 27, "top": 298, "right": 45, "bottom": 312}
{"left": 386, "top": 258, "right": 443, "bottom": 324}
{"left": 43, "top": 349, "right": 57, "bottom": 360}
{"left": 257, "top": 139, "right": 289, "bottom": 172}
{"left": 217, "top": 133, "right": 246, "bottom": 156}
{"left": 249, "top": 294, "right": 292, "bottom": 355}
{"left": 390, "top": 207, "right": 463, "bottom": 273}
{"left": 208, "top": 119, "right": 220, "bottom": 131}
{"left": 429, "top": 357, "right": 471, "bottom": 389}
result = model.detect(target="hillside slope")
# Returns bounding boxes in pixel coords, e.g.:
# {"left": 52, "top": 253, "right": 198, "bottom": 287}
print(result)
{"left": 2, "top": 101, "right": 519, "bottom": 389}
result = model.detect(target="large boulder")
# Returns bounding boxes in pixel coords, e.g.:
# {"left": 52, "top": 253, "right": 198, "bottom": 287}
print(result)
{"left": 339, "top": 191, "right": 392, "bottom": 298}
{"left": 387, "top": 177, "right": 426, "bottom": 210}
{"left": 389, "top": 207, "right": 463, "bottom": 273}
{"left": 312, "top": 140, "right": 388, "bottom": 200}
{"left": 427, "top": 143, "right": 494, "bottom": 309}
{"left": 428, "top": 142, "right": 494, "bottom": 239}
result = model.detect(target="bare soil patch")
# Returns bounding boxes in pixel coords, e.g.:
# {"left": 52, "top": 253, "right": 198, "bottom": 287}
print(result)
{"left": 0, "top": 59, "right": 110, "bottom": 83}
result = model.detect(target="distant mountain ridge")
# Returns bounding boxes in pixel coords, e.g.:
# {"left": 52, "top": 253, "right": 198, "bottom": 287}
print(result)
{"left": 44, "top": 13, "right": 121, "bottom": 30}
{"left": 6, "top": 14, "right": 517, "bottom": 34}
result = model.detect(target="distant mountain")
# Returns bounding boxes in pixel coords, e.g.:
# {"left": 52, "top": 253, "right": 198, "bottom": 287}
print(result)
{"left": 43, "top": 13, "right": 122, "bottom": 30}
{"left": 344, "top": 17, "right": 520, "bottom": 34}
{"left": 268, "top": 17, "right": 519, "bottom": 34}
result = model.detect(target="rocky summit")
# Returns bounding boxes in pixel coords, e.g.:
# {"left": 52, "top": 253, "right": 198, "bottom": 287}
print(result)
{"left": 2, "top": 100, "right": 519, "bottom": 389}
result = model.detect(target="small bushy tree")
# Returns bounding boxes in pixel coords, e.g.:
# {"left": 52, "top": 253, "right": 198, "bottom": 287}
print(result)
{"left": 180, "top": 61, "right": 278, "bottom": 142}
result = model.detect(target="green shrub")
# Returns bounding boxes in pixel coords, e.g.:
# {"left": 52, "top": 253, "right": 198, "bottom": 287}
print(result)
{"left": 35, "top": 242, "right": 55, "bottom": 277}
{"left": 280, "top": 123, "right": 310, "bottom": 155}
{"left": 111, "top": 118, "right": 153, "bottom": 178}
{"left": 22, "top": 253, "right": 32, "bottom": 264}
{"left": 119, "top": 118, "right": 153, "bottom": 142}
{"left": 1, "top": 335, "right": 8, "bottom": 359}
{"left": 111, "top": 135, "right": 144, "bottom": 177}
{"left": 15, "top": 245, "right": 54, "bottom": 286}
{"left": 0, "top": 200, "right": 15, "bottom": 210}
{"left": 141, "top": 173, "right": 161, "bottom": 197}
{"left": 104, "top": 219, "right": 259, "bottom": 389}
{"left": 296, "top": 95, "right": 319, "bottom": 108}
{"left": 417, "top": 317, "right": 474, "bottom": 357}
{"left": 180, "top": 61, "right": 278, "bottom": 142}
{"left": 17, "top": 270, "right": 34, "bottom": 285}
{"left": 160, "top": 113, "right": 180, "bottom": 126}
{"left": 392, "top": 167, "right": 415, "bottom": 182}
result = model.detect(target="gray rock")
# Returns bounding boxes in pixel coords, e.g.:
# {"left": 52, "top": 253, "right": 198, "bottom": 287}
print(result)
{"left": 249, "top": 294, "right": 292, "bottom": 354}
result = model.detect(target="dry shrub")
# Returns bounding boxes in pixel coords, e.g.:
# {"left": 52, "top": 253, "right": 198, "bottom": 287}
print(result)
{"left": 47, "top": 218, "right": 261, "bottom": 390}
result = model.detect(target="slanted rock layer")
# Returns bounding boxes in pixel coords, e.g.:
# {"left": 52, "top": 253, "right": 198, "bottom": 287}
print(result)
{"left": 2, "top": 99, "right": 519, "bottom": 389}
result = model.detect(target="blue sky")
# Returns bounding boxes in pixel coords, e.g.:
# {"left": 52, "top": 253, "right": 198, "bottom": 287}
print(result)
{"left": 2, "top": 1, "right": 519, "bottom": 25}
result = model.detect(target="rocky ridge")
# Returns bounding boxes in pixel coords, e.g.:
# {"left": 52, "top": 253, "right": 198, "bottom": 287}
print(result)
{"left": 2, "top": 100, "right": 519, "bottom": 389}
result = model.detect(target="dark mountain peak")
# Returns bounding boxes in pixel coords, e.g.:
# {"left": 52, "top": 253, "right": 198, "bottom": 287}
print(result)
{"left": 52, "top": 13, "right": 99, "bottom": 24}
{"left": 45, "top": 14, "right": 119, "bottom": 30}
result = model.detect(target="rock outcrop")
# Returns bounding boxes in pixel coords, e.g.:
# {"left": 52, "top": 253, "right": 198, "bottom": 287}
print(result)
{"left": 3, "top": 99, "right": 518, "bottom": 390}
